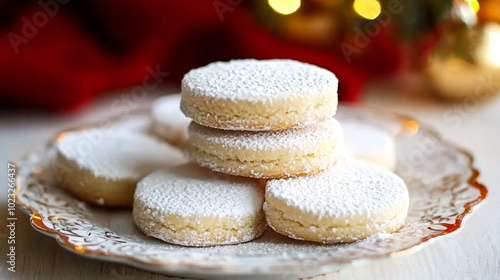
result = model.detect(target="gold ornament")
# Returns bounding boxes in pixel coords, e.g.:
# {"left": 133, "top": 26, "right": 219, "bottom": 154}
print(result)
{"left": 426, "top": 0, "right": 500, "bottom": 99}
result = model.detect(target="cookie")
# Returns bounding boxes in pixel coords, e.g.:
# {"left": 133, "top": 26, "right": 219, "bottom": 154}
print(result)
{"left": 342, "top": 120, "right": 396, "bottom": 170}
{"left": 187, "top": 118, "right": 344, "bottom": 179}
{"left": 181, "top": 59, "right": 338, "bottom": 131}
{"left": 110, "top": 115, "right": 151, "bottom": 134}
{"left": 55, "top": 128, "right": 186, "bottom": 207}
{"left": 133, "top": 164, "right": 266, "bottom": 246}
{"left": 151, "top": 94, "right": 191, "bottom": 146}
{"left": 264, "top": 160, "right": 409, "bottom": 243}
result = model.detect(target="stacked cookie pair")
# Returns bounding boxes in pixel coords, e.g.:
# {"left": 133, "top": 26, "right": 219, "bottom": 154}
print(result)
{"left": 182, "top": 59, "right": 344, "bottom": 179}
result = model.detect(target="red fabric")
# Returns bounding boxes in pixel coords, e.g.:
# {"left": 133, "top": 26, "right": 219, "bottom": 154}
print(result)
{"left": 0, "top": 0, "right": 404, "bottom": 111}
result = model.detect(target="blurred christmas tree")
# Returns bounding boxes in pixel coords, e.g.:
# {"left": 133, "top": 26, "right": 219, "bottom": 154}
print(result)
{"left": 252, "top": 0, "right": 500, "bottom": 100}
{"left": 252, "top": 0, "right": 452, "bottom": 56}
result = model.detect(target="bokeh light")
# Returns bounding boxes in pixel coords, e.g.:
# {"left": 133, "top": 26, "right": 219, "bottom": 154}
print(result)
{"left": 269, "top": 0, "right": 301, "bottom": 15}
{"left": 466, "top": 0, "right": 480, "bottom": 14}
{"left": 353, "top": 0, "right": 382, "bottom": 20}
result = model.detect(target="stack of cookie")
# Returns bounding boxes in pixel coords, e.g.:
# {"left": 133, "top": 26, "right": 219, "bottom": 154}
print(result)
{"left": 182, "top": 59, "right": 344, "bottom": 178}
{"left": 174, "top": 59, "right": 408, "bottom": 244}
{"left": 135, "top": 59, "right": 409, "bottom": 246}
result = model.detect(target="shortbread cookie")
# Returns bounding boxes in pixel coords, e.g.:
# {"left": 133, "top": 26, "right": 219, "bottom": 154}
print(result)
{"left": 187, "top": 118, "right": 343, "bottom": 179}
{"left": 181, "top": 59, "right": 338, "bottom": 130}
{"left": 133, "top": 164, "right": 266, "bottom": 246}
{"left": 111, "top": 115, "right": 151, "bottom": 134}
{"left": 55, "top": 128, "right": 186, "bottom": 207}
{"left": 342, "top": 121, "right": 396, "bottom": 170}
{"left": 264, "top": 160, "right": 409, "bottom": 243}
{"left": 151, "top": 94, "right": 191, "bottom": 146}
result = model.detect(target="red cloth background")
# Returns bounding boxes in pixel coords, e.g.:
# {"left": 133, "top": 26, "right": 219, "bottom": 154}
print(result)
{"left": 0, "top": 0, "right": 404, "bottom": 111}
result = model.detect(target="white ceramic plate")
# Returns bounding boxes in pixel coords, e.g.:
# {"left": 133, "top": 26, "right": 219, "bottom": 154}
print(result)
{"left": 15, "top": 106, "right": 487, "bottom": 279}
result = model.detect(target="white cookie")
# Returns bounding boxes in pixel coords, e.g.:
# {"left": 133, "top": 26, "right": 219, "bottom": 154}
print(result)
{"left": 181, "top": 59, "right": 338, "bottom": 130}
{"left": 133, "top": 164, "right": 266, "bottom": 246}
{"left": 151, "top": 94, "right": 191, "bottom": 146}
{"left": 264, "top": 160, "right": 409, "bottom": 243}
{"left": 110, "top": 115, "right": 151, "bottom": 134}
{"left": 342, "top": 120, "right": 396, "bottom": 170}
{"left": 188, "top": 118, "right": 344, "bottom": 178}
{"left": 55, "top": 128, "right": 186, "bottom": 206}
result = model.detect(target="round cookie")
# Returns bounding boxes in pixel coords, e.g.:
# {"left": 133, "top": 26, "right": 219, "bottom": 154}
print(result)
{"left": 181, "top": 59, "right": 338, "bottom": 131}
{"left": 111, "top": 115, "right": 151, "bottom": 134}
{"left": 133, "top": 164, "right": 267, "bottom": 246}
{"left": 187, "top": 118, "right": 344, "bottom": 179}
{"left": 342, "top": 120, "right": 396, "bottom": 170}
{"left": 264, "top": 160, "right": 409, "bottom": 243}
{"left": 55, "top": 128, "right": 186, "bottom": 207}
{"left": 151, "top": 94, "right": 191, "bottom": 146}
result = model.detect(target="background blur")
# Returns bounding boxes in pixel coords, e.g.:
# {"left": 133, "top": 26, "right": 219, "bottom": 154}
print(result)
{"left": 1, "top": 0, "right": 499, "bottom": 112}
{"left": 2, "top": 2, "right": 500, "bottom": 279}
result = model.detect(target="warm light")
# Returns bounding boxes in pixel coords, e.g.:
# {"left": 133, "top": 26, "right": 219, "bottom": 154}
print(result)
{"left": 466, "top": 0, "right": 480, "bottom": 14}
{"left": 56, "top": 132, "right": 67, "bottom": 141}
{"left": 31, "top": 167, "right": 42, "bottom": 174}
{"left": 269, "top": 0, "right": 301, "bottom": 15}
{"left": 75, "top": 246, "right": 85, "bottom": 252}
{"left": 353, "top": 0, "right": 381, "bottom": 20}
{"left": 404, "top": 120, "right": 420, "bottom": 135}
{"left": 485, "top": 24, "right": 500, "bottom": 67}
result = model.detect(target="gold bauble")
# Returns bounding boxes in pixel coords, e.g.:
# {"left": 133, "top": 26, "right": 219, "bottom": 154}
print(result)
{"left": 425, "top": 1, "right": 500, "bottom": 99}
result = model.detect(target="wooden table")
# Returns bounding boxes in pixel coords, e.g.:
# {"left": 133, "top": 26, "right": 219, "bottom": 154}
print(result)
{"left": 1, "top": 82, "right": 499, "bottom": 280}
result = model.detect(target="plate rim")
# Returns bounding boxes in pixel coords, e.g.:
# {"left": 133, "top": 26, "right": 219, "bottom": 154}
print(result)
{"left": 13, "top": 106, "right": 489, "bottom": 277}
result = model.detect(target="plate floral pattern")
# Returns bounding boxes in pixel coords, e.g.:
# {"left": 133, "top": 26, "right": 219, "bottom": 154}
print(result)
{"left": 15, "top": 106, "right": 487, "bottom": 279}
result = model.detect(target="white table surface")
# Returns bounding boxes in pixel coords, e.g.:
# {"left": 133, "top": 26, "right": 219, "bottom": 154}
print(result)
{"left": 1, "top": 79, "right": 499, "bottom": 280}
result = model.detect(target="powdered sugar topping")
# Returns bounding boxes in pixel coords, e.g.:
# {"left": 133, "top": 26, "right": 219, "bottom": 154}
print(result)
{"left": 135, "top": 164, "right": 264, "bottom": 218}
{"left": 110, "top": 115, "right": 151, "bottom": 133}
{"left": 182, "top": 59, "right": 338, "bottom": 103}
{"left": 266, "top": 160, "right": 408, "bottom": 218}
{"left": 56, "top": 128, "right": 186, "bottom": 179}
{"left": 189, "top": 118, "right": 342, "bottom": 151}
{"left": 151, "top": 94, "right": 191, "bottom": 128}
{"left": 342, "top": 120, "right": 394, "bottom": 157}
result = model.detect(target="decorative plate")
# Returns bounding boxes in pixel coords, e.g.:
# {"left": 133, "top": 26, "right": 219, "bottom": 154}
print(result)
{"left": 14, "top": 106, "right": 487, "bottom": 279}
